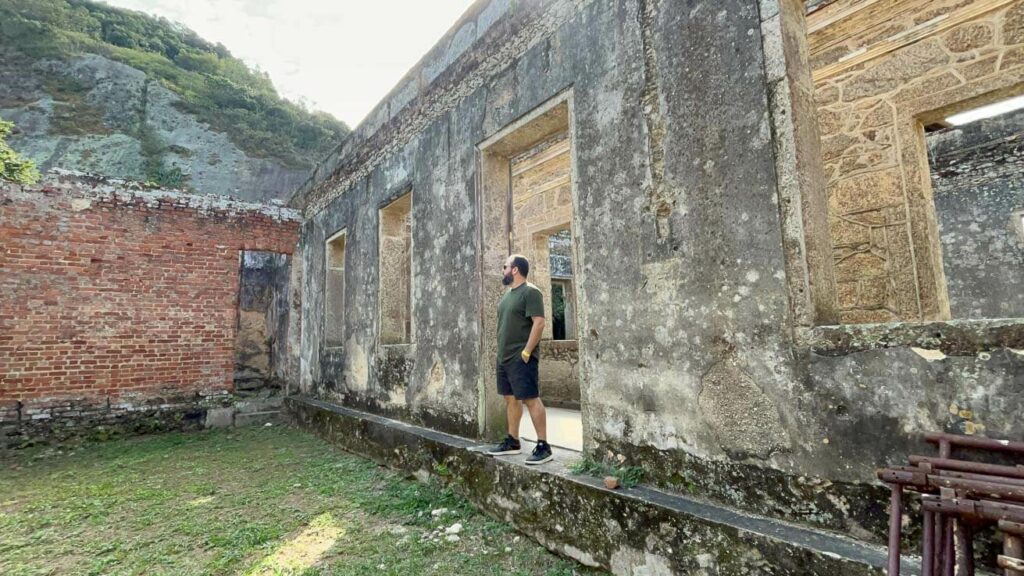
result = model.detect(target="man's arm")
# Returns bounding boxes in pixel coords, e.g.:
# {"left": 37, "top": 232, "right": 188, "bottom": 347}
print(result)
{"left": 522, "top": 316, "right": 545, "bottom": 361}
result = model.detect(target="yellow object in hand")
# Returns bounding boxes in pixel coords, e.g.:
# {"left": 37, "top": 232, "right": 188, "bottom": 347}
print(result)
{"left": 521, "top": 349, "right": 531, "bottom": 362}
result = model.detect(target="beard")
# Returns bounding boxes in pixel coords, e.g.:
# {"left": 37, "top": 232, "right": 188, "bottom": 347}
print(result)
{"left": 501, "top": 272, "right": 513, "bottom": 286}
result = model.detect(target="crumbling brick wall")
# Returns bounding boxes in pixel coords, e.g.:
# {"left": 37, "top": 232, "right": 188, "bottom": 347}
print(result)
{"left": 0, "top": 172, "right": 299, "bottom": 447}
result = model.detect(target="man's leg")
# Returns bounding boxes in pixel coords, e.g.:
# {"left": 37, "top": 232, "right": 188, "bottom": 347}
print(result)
{"left": 523, "top": 397, "right": 547, "bottom": 442}
{"left": 523, "top": 394, "right": 552, "bottom": 465}
{"left": 505, "top": 395, "right": 523, "bottom": 438}
{"left": 487, "top": 362, "right": 523, "bottom": 455}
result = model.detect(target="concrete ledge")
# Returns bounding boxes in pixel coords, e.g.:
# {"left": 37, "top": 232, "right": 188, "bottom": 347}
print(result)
{"left": 810, "top": 318, "right": 1024, "bottom": 356}
{"left": 286, "top": 395, "right": 918, "bottom": 575}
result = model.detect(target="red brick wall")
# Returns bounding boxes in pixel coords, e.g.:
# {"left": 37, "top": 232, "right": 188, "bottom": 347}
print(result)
{"left": 0, "top": 174, "right": 299, "bottom": 426}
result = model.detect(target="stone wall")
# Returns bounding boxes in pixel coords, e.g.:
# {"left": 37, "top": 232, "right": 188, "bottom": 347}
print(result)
{"left": 809, "top": 0, "right": 1024, "bottom": 322}
{"left": 287, "top": 0, "right": 1024, "bottom": 550}
{"left": 379, "top": 192, "right": 413, "bottom": 345}
{"left": 0, "top": 171, "right": 299, "bottom": 447}
{"left": 926, "top": 110, "right": 1024, "bottom": 318}
{"left": 293, "top": 0, "right": 838, "bottom": 525}
{"left": 234, "top": 251, "right": 293, "bottom": 391}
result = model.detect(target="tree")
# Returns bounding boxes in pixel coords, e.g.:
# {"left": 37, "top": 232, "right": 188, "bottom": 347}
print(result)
{"left": 0, "top": 118, "right": 40, "bottom": 184}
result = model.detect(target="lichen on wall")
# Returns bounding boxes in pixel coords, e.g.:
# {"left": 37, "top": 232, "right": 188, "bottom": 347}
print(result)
{"left": 289, "top": 0, "right": 1024, "bottom": 551}
{"left": 926, "top": 109, "right": 1024, "bottom": 318}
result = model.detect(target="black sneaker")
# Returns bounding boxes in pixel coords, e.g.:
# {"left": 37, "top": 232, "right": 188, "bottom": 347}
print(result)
{"left": 525, "top": 441, "right": 553, "bottom": 465}
{"left": 486, "top": 435, "right": 521, "bottom": 456}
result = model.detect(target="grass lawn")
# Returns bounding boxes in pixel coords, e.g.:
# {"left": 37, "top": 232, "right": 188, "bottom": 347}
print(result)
{"left": 0, "top": 425, "right": 605, "bottom": 576}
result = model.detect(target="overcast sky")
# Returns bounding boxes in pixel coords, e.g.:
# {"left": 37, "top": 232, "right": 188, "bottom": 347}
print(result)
{"left": 101, "top": 0, "right": 476, "bottom": 126}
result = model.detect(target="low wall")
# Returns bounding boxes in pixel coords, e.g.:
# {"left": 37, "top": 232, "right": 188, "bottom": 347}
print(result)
{"left": 589, "top": 318, "right": 1024, "bottom": 543}
{"left": 0, "top": 171, "right": 300, "bottom": 448}
{"left": 538, "top": 340, "right": 579, "bottom": 409}
{"left": 286, "top": 395, "right": 900, "bottom": 576}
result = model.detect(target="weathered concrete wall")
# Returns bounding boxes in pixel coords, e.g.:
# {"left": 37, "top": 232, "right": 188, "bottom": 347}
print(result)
{"left": 811, "top": 320, "right": 1024, "bottom": 447}
{"left": 298, "top": 121, "right": 480, "bottom": 436}
{"left": 234, "top": 251, "right": 292, "bottom": 391}
{"left": 809, "top": 0, "right": 1024, "bottom": 322}
{"left": 294, "top": 0, "right": 837, "bottom": 526}
{"left": 290, "top": 0, "right": 1024, "bottom": 548}
{"left": 927, "top": 110, "right": 1024, "bottom": 319}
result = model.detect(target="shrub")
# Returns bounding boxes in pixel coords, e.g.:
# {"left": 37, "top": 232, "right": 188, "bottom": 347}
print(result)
{"left": 0, "top": 118, "right": 41, "bottom": 184}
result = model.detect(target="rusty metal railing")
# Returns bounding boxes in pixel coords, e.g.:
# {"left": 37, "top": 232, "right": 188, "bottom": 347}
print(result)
{"left": 878, "top": 432, "right": 1024, "bottom": 576}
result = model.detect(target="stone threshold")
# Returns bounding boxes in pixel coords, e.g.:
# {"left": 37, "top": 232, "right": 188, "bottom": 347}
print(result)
{"left": 285, "top": 395, "right": 919, "bottom": 575}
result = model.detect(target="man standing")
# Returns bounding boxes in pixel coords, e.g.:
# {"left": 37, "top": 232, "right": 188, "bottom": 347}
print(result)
{"left": 486, "top": 254, "right": 553, "bottom": 464}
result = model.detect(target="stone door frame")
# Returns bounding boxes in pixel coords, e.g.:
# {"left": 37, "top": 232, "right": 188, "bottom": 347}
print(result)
{"left": 893, "top": 68, "right": 1024, "bottom": 320}
{"left": 474, "top": 90, "right": 586, "bottom": 441}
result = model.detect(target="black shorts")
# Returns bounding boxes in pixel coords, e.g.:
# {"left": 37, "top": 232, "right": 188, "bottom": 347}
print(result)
{"left": 496, "top": 355, "right": 539, "bottom": 400}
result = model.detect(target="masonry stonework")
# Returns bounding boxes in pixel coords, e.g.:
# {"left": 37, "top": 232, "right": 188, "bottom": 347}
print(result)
{"left": 285, "top": 4, "right": 1024, "bottom": 570}
{"left": 0, "top": 172, "right": 299, "bottom": 447}
{"left": 810, "top": 0, "right": 1024, "bottom": 322}
{"left": 1, "top": 0, "right": 1011, "bottom": 572}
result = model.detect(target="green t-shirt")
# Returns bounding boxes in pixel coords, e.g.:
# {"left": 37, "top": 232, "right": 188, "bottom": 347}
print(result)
{"left": 497, "top": 282, "right": 544, "bottom": 363}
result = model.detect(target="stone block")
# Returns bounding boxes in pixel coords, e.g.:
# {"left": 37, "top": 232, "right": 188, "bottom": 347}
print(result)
{"left": 204, "top": 407, "right": 235, "bottom": 429}
{"left": 841, "top": 39, "right": 949, "bottom": 102}
{"left": 834, "top": 251, "right": 887, "bottom": 283}
{"left": 892, "top": 71, "right": 963, "bottom": 104}
{"left": 828, "top": 167, "right": 903, "bottom": 215}
{"left": 959, "top": 54, "right": 999, "bottom": 81}
{"left": 858, "top": 102, "right": 893, "bottom": 129}
{"left": 814, "top": 84, "right": 840, "bottom": 106}
{"left": 836, "top": 281, "right": 859, "bottom": 309}
{"left": 943, "top": 22, "right": 994, "bottom": 53}
{"left": 816, "top": 107, "right": 844, "bottom": 136}
{"left": 1001, "top": 45, "right": 1024, "bottom": 70}
{"left": 234, "top": 397, "right": 284, "bottom": 414}
{"left": 1003, "top": 1, "right": 1024, "bottom": 46}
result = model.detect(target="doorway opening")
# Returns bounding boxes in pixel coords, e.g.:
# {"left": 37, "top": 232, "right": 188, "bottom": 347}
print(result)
{"left": 478, "top": 92, "right": 582, "bottom": 452}
{"left": 234, "top": 251, "right": 291, "bottom": 395}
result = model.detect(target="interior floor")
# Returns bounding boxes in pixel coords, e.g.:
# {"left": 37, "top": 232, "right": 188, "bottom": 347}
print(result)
{"left": 519, "top": 406, "right": 582, "bottom": 452}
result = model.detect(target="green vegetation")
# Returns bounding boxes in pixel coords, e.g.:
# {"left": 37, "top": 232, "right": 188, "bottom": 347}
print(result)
{"left": 138, "top": 121, "right": 187, "bottom": 187}
{"left": 40, "top": 72, "right": 111, "bottom": 136}
{"left": 570, "top": 456, "right": 645, "bottom": 489}
{"left": 0, "top": 0, "right": 349, "bottom": 169}
{"left": 0, "top": 118, "right": 40, "bottom": 184}
{"left": 0, "top": 426, "right": 603, "bottom": 576}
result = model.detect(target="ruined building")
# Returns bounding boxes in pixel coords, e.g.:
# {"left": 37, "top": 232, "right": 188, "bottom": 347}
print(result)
{"left": 3, "top": 0, "right": 1024, "bottom": 574}
{"left": 1, "top": 173, "right": 302, "bottom": 439}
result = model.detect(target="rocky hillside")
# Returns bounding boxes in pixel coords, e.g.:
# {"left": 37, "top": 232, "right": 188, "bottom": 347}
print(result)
{"left": 0, "top": 0, "right": 349, "bottom": 202}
